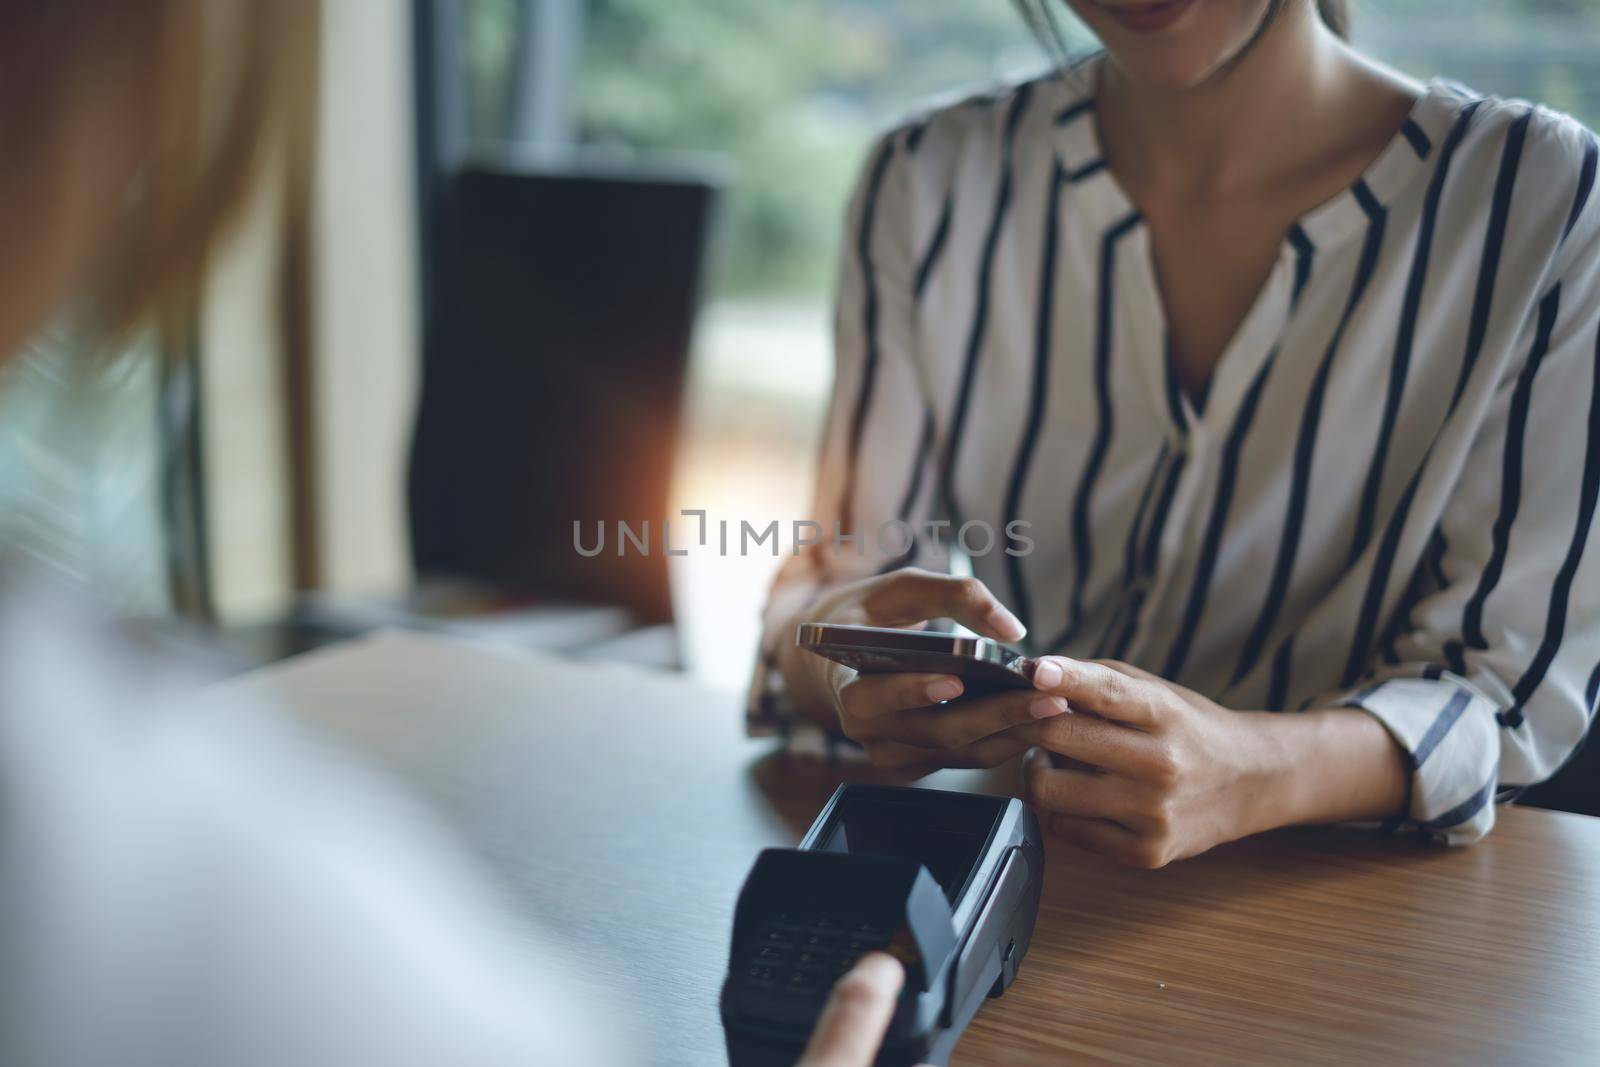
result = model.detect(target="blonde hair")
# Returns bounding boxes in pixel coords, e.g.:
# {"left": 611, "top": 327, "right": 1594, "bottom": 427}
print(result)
{"left": 0, "top": 0, "right": 318, "bottom": 341}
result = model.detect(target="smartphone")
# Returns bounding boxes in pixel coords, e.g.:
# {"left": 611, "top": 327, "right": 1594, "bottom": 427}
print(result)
{"left": 795, "top": 622, "right": 1033, "bottom": 697}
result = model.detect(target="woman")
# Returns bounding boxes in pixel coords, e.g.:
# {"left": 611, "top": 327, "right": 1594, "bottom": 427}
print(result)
{"left": 755, "top": 0, "right": 1600, "bottom": 866}
{"left": 0, "top": 4, "right": 905, "bottom": 1065}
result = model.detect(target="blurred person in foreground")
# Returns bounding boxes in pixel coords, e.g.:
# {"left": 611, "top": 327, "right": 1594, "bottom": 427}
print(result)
{"left": 0, "top": 4, "right": 907, "bottom": 1066}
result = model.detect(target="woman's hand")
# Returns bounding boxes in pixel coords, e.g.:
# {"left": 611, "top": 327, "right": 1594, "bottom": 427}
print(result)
{"left": 1020, "top": 656, "right": 1412, "bottom": 867}
{"left": 777, "top": 568, "right": 1066, "bottom": 775}
{"left": 1020, "top": 657, "right": 1288, "bottom": 868}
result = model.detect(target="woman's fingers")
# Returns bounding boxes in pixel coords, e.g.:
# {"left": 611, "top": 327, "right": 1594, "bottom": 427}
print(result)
{"left": 1008, "top": 706, "right": 1150, "bottom": 772}
{"left": 1091, "top": 658, "right": 1162, "bottom": 682}
{"left": 837, "top": 672, "right": 967, "bottom": 724}
{"left": 861, "top": 569, "right": 1026, "bottom": 642}
{"left": 795, "top": 953, "right": 905, "bottom": 1067}
{"left": 1023, "top": 749, "right": 1140, "bottom": 822}
{"left": 846, "top": 685, "right": 1065, "bottom": 748}
{"left": 1028, "top": 656, "right": 1166, "bottom": 729}
{"left": 901, "top": 689, "right": 1065, "bottom": 749}
{"left": 861, "top": 727, "right": 1037, "bottom": 775}
{"left": 961, "top": 728, "right": 1040, "bottom": 769}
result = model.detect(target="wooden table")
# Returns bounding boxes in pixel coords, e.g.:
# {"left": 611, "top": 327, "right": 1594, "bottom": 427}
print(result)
{"left": 221, "top": 632, "right": 1600, "bottom": 1066}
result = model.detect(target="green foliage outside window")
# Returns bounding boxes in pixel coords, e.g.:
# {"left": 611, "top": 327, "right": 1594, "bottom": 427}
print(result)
{"left": 576, "top": 0, "right": 1053, "bottom": 296}
{"left": 469, "top": 1, "right": 1600, "bottom": 301}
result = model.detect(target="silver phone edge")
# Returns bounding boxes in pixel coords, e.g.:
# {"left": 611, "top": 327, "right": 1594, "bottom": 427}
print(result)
{"left": 795, "top": 623, "right": 1015, "bottom": 667}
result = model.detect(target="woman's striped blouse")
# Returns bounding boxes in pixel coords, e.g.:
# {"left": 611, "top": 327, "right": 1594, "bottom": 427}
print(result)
{"left": 747, "top": 56, "right": 1600, "bottom": 844}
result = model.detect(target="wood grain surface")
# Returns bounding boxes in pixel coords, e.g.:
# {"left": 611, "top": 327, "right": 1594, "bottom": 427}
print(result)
{"left": 219, "top": 632, "right": 1600, "bottom": 1066}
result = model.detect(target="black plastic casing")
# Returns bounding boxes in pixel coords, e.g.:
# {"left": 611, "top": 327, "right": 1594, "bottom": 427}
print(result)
{"left": 720, "top": 785, "right": 1045, "bottom": 1067}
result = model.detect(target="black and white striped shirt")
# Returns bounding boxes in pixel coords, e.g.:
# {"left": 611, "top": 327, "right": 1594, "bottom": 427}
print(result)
{"left": 749, "top": 57, "right": 1600, "bottom": 845}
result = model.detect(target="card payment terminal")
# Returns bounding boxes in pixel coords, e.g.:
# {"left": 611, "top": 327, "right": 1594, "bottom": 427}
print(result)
{"left": 720, "top": 785, "right": 1044, "bottom": 1066}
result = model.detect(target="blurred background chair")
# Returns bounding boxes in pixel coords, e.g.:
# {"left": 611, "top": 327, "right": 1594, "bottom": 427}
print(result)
{"left": 222, "top": 0, "right": 721, "bottom": 670}
{"left": 294, "top": 165, "right": 716, "bottom": 667}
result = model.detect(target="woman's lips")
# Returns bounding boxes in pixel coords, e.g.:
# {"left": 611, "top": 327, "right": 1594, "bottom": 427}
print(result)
{"left": 1094, "top": 0, "right": 1197, "bottom": 34}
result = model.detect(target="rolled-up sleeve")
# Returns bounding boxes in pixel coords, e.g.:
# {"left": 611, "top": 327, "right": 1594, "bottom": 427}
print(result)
{"left": 1331, "top": 179, "right": 1600, "bottom": 844}
{"left": 1331, "top": 672, "right": 1505, "bottom": 842}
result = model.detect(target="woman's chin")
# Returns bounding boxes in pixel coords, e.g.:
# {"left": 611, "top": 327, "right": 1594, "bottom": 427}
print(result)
{"left": 1105, "top": 45, "right": 1233, "bottom": 93}
{"left": 1084, "top": 0, "right": 1280, "bottom": 94}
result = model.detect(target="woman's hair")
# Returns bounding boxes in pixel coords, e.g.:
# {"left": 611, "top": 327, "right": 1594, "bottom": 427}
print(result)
{"left": 1012, "top": 0, "right": 1350, "bottom": 60}
{"left": 1313, "top": 0, "right": 1350, "bottom": 37}
{"left": 0, "top": 0, "right": 317, "bottom": 341}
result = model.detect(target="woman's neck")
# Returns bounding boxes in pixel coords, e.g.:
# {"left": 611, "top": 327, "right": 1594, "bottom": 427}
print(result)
{"left": 1096, "top": 3, "right": 1418, "bottom": 204}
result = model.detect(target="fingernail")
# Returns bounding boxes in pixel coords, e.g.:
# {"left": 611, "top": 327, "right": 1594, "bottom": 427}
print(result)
{"left": 847, "top": 952, "right": 906, "bottom": 991}
{"left": 1030, "top": 694, "right": 1066, "bottom": 719}
{"left": 986, "top": 606, "right": 1026, "bottom": 642}
{"left": 926, "top": 679, "right": 963, "bottom": 703}
{"left": 1033, "top": 657, "right": 1063, "bottom": 689}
